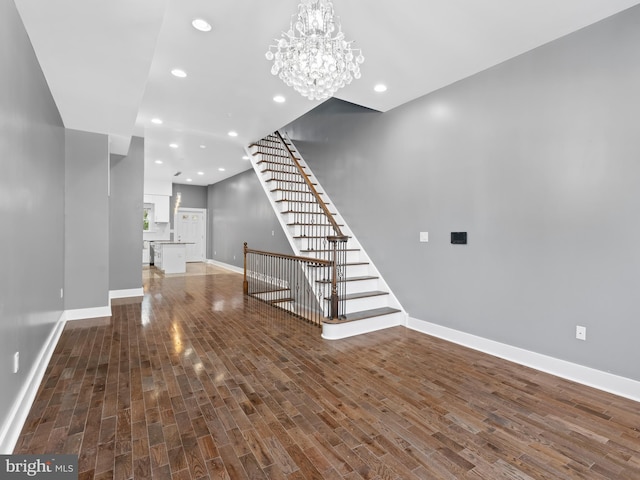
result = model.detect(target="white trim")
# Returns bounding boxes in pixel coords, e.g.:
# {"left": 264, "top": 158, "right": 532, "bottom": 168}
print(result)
{"left": 109, "top": 288, "right": 144, "bottom": 300}
{"left": 206, "top": 258, "right": 244, "bottom": 275}
{"left": 64, "top": 305, "right": 111, "bottom": 321}
{"left": 322, "top": 312, "right": 406, "bottom": 340}
{"left": 0, "top": 313, "right": 66, "bottom": 454}
{"left": 407, "top": 317, "right": 640, "bottom": 403}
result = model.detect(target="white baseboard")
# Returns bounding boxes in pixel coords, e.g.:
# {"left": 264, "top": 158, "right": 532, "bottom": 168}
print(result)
{"left": 206, "top": 258, "right": 244, "bottom": 275}
{"left": 322, "top": 312, "right": 406, "bottom": 340}
{"left": 64, "top": 305, "right": 111, "bottom": 321}
{"left": 0, "top": 314, "right": 66, "bottom": 454}
{"left": 109, "top": 288, "right": 144, "bottom": 300}
{"left": 407, "top": 317, "right": 640, "bottom": 403}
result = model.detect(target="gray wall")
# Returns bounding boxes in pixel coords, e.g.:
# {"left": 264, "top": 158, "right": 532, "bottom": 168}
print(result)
{"left": 65, "top": 129, "right": 109, "bottom": 308}
{"left": 171, "top": 183, "right": 207, "bottom": 228}
{"left": 172, "top": 183, "right": 208, "bottom": 210}
{"left": 284, "top": 6, "right": 640, "bottom": 381}
{"left": 207, "top": 169, "right": 291, "bottom": 266}
{"left": 0, "top": 0, "right": 65, "bottom": 450}
{"left": 109, "top": 137, "right": 144, "bottom": 291}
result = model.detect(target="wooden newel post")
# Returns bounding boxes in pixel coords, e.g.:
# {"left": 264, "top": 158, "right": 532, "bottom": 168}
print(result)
{"left": 243, "top": 242, "right": 248, "bottom": 295}
{"left": 327, "top": 235, "right": 348, "bottom": 320}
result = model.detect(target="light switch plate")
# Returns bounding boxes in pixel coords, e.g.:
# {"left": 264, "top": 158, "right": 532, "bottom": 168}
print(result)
{"left": 576, "top": 325, "right": 586, "bottom": 341}
{"left": 419, "top": 232, "right": 429, "bottom": 243}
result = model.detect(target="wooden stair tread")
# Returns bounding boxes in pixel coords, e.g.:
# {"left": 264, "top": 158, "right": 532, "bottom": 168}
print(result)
{"left": 294, "top": 235, "right": 349, "bottom": 239}
{"left": 258, "top": 160, "right": 307, "bottom": 168}
{"left": 252, "top": 145, "right": 287, "bottom": 151}
{"left": 252, "top": 150, "right": 288, "bottom": 156}
{"left": 270, "top": 297, "right": 294, "bottom": 304}
{"left": 251, "top": 287, "right": 289, "bottom": 295}
{"left": 324, "top": 307, "right": 402, "bottom": 324}
{"left": 300, "top": 248, "right": 360, "bottom": 253}
{"left": 282, "top": 211, "right": 336, "bottom": 216}
{"left": 308, "top": 261, "right": 368, "bottom": 268}
{"left": 267, "top": 179, "right": 317, "bottom": 185}
{"left": 316, "top": 275, "right": 378, "bottom": 284}
{"left": 277, "top": 200, "right": 329, "bottom": 205}
{"left": 287, "top": 222, "right": 342, "bottom": 227}
{"left": 324, "top": 290, "right": 388, "bottom": 301}
{"left": 273, "top": 189, "right": 324, "bottom": 194}
{"left": 261, "top": 168, "right": 305, "bottom": 174}
{"left": 261, "top": 171, "right": 302, "bottom": 176}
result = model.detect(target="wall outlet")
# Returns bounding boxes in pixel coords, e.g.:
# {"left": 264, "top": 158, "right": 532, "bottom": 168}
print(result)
{"left": 576, "top": 325, "right": 587, "bottom": 341}
{"left": 13, "top": 352, "right": 19, "bottom": 374}
{"left": 272, "top": 230, "right": 275, "bottom": 236}
{"left": 60, "top": 288, "right": 64, "bottom": 299}
{"left": 419, "top": 232, "right": 429, "bottom": 243}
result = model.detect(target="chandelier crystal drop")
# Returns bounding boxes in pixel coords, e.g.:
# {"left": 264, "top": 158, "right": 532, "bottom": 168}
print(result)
{"left": 266, "top": 0, "right": 364, "bottom": 101}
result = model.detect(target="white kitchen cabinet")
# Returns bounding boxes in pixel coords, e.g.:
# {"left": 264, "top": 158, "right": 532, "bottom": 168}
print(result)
{"left": 143, "top": 194, "right": 170, "bottom": 223}
{"left": 142, "top": 241, "right": 150, "bottom": 264}
{"left": 151, "top": 242, "right": 186, "bottom": 274}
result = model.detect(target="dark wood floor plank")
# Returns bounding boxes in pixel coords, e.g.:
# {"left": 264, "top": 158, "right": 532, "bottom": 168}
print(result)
{"left": 13, "top": 263, "right": 640, "bottom": 479}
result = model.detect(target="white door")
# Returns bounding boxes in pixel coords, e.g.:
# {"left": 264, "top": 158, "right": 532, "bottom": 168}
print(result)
{"left": 175, "top": 209, "right": 206, "bottom": 262}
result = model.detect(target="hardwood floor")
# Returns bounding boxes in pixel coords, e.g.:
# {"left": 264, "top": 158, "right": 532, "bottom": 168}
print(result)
{"left": 15, "top": 264, "right": 640, "bottom": 479}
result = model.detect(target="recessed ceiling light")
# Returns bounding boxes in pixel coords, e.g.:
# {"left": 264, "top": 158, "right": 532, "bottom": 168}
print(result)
{"left": 273, "top": 95, "right": 286, "bottom": 103}
{"left": 374, "top": 84, "right": 388, "bottom": 93}
{"left": 199, "top": 145, "right": 206, "bottom": 149}
{"left": 154, "top": 160, "right": 163, "bottom": 164}
{"left": 242, "top": 155, "right": 250, "bottom": 160}
{"left": 192, "top": 18, "right": 212, "bottom": 32}
{"left": 171, "top": 69, "right": 187, "bottom": 78}
{"left": 228, "top": 131, "right": 238, "bottom": 137}
{"left": 186, "top": 178, "right": 193, "bottom": 182}
{"left": 169, "top": 143, "right": 178, "bottom": 148}
{"left": 197, "top": 171, "right": 204, "bottom": 175}
{"left": 218, "top": 168, "right": 226, "bottom": 172}
{"left": 151, "top": 118, "right": 163, "bottom": 124}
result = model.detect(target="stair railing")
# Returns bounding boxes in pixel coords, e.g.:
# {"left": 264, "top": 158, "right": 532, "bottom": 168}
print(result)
{"left": 275, "top": 131, "right": 346, "bottom": 239}
{"left": 275, "top": 132, "right": 349, "bottom": 319}
{"left": 247, "top": 132, "right": 350, "bottom": 320}
{"left": 244, "top": 243, "right": 339, "bottom": 324}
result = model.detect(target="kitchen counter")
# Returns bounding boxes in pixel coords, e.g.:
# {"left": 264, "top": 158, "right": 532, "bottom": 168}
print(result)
{"left": 150, "top": 241, "right": 194, "bottom": 245}
{"left": 152, "top": 242, "right": 193, "bottom": 274}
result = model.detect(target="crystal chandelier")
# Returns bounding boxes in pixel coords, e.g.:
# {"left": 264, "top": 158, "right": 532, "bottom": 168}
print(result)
{"left": 266, "top": 0, "right": 364, "bottom": 101}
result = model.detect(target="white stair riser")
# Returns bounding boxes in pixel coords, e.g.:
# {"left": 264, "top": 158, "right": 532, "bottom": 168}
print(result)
{"left": 303, "top": 264, "right": 370, "bottom": 280}
{"left": 337, "top": 295, "right": 392, "bottom": 314}
{"left": 303, "top": 265, "right": 372, "bottom": 283}
{"left": 322, "top": 311, "right": 405, "bottom": 340}
{"left": 272, "top": 191, "right": 320, "bottom": 202}
{"left": 325, "top": 278, "right": 381, "bottom": 294}
{"left": 280, "top": 211, "right": 333, "bottom": 224}
{"left": 287, "top": 224, "right": 336, "bottom": 236}
{"left": 261, "top": 173, "right": 305, "bottom": 183}
{"left": 299, "top": 249, "right": 364, "bottom": 264}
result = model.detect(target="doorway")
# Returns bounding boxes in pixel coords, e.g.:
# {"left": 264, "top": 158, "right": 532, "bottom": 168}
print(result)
{"left": 175, "top": 208, "right": 206, "bottom": 262}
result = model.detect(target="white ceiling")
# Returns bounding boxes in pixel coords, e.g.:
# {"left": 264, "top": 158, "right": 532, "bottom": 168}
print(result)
{"left": 15, "top": 0, "right": 640, "bottom": 187}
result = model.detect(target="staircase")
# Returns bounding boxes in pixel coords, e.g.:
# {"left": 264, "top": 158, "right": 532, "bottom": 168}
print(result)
{"left": 246, "top": 131, "right": 406, "bottom": 340}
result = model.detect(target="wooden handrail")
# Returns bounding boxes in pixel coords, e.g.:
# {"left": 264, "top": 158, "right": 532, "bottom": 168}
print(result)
{"left": 244, "top": 242, "right": 344, "bottom": 320}
{"left": 244, "top": 243, "right": 332, "bottom": 266}
{"left": 275, "top": 131, "right": 347, "bottom": 239}
{"left": 244, "top": 242, "right": 340, "bottom": 322}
